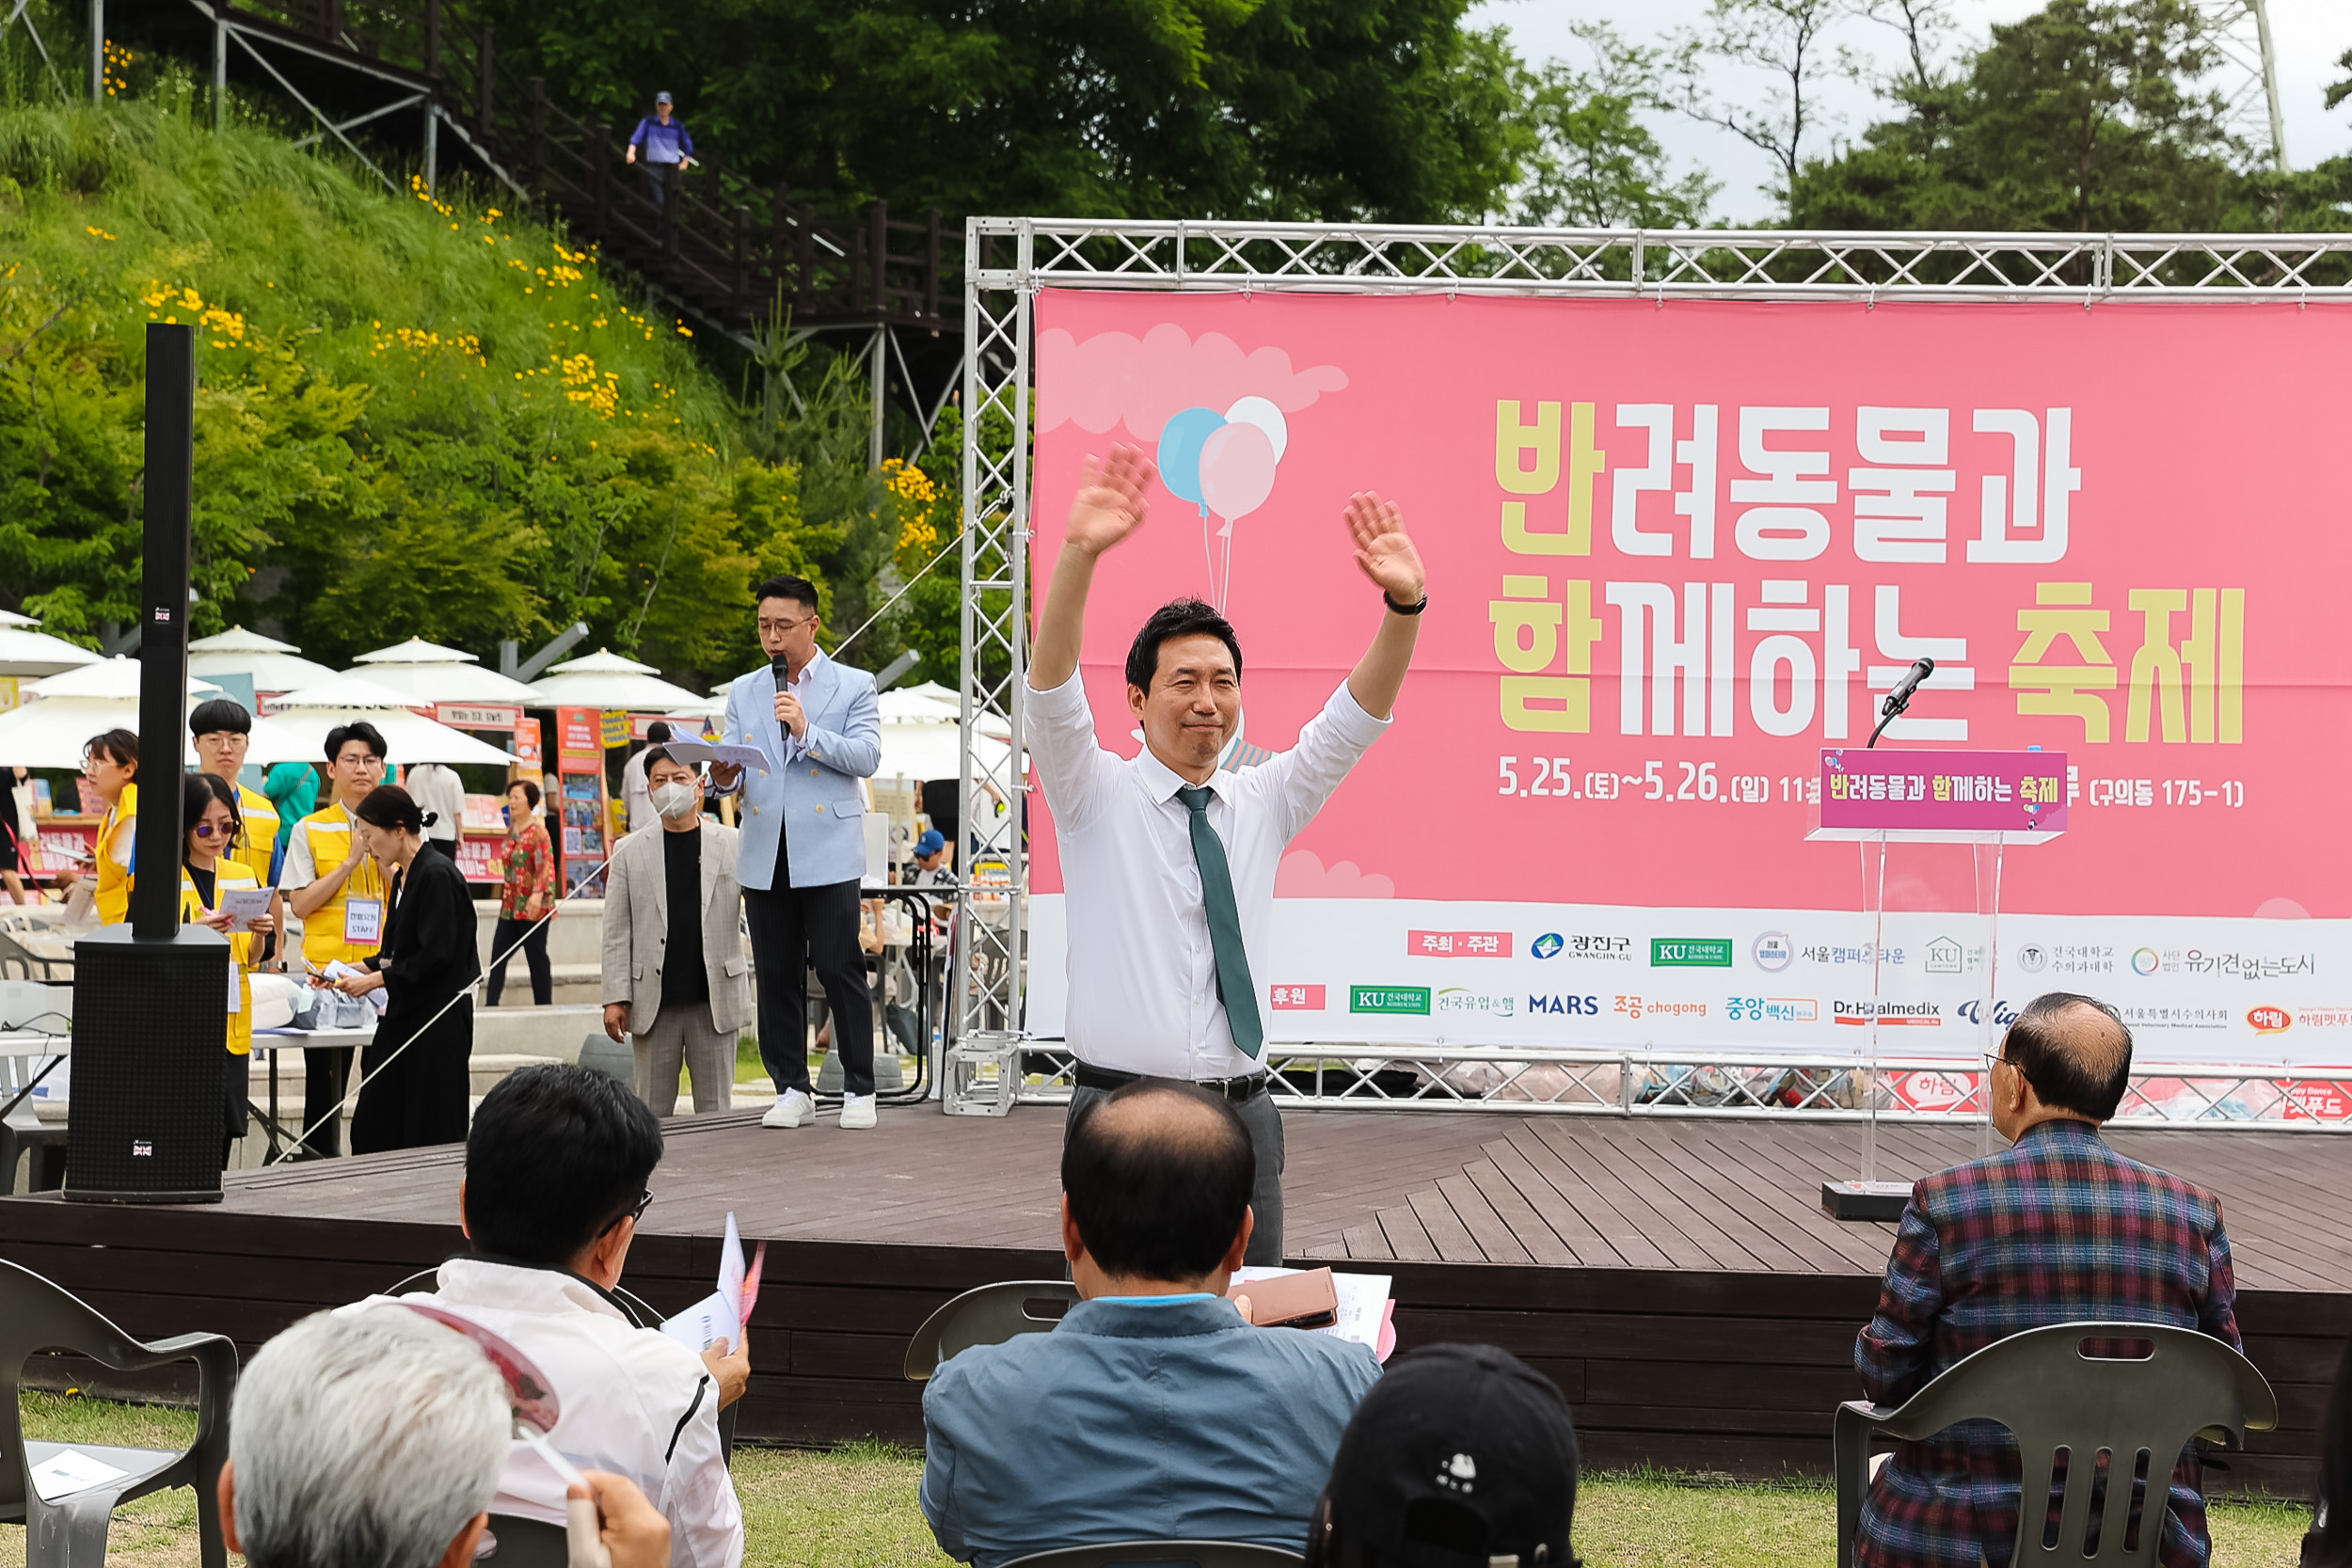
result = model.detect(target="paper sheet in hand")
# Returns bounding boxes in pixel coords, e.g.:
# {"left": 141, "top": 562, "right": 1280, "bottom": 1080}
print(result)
{"left": 659, "top": 1290, "right": 741, "bottom": 1354}
{"left": 221, "top": 886, "right": 274, "bottom": 926}
{"left": 719, "top": 1212, "right": 746, "bottom": 1323}
{"left": 28, "top": 1448, "right": 130, "bottom": 1501}
{"left": 323, "top": 959, "right": 389, "bottom": 1016}
{"left": 1232, "top": 1266, "right": 1394, "bottom": 1359}
{"left": 660, "top": 740, "right": 771, "bottom": 774}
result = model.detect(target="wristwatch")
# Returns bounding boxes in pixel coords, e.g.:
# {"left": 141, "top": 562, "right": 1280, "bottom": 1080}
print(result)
{"left": 1383, "top": 590, "right": 1429, "bottom": 616}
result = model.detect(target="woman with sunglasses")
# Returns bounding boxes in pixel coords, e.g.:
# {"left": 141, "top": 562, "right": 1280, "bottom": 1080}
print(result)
{"left": 182, "top": 772, "right": 277, "bottom": 1165}
{"left": 317, "top": 784, "right": 480, "bottom": 1154}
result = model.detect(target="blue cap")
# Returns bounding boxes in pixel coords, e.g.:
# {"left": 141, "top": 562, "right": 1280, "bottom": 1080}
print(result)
{"left": 914, "top": 829, "right": 946, "bottom": 856}
{"left": 655, "top": 90, "right": 674, "bottom": 104}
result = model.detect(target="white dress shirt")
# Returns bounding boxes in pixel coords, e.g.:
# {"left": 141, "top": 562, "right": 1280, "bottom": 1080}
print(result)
{"left": 1027, "top": 673, "right": 1390, "bottom": 1080}
{"left": 355, "top": 1259, "right": 744, "bottom": 1568}
{"left": 405, "top": 763, "right": 466, "bottom": 844}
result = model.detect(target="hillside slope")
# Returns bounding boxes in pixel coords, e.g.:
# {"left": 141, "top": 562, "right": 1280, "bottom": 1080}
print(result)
{"left": 0, "top": 101, "right": 845, "bottom": 684}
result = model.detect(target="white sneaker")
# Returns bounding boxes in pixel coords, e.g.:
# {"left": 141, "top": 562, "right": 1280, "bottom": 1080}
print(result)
{"left": 839, "top": 1094, "right": 878, "bottom": 1130}
{"left": 762, "top": 1088, "right": 814, "bottom": 1129}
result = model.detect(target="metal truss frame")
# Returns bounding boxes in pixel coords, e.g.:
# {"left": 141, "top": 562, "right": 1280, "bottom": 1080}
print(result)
{"left": 950, "top": 215, "right": 2352, "bottom": 1115}
{"left": 974, "top": 1044, "right": 2352, "bottom": 1131}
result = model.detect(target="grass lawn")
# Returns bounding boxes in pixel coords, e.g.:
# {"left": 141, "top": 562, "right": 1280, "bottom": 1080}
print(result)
{"left": 4, "top": 1393, "right": 2313, "bottom": 1567}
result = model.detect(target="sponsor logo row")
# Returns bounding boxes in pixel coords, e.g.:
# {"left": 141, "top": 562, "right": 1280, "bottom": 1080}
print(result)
{"left": 1271, "top": 984, "right": 2335, "bottom": 1037}
{"left": 1405, "top": 929, "right": 2324, "bottom": 984}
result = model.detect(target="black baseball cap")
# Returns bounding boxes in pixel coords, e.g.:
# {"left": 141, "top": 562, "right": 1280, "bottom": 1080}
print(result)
{"left": 1322, "top": 1343, "right": 1580, "bottom": 1568}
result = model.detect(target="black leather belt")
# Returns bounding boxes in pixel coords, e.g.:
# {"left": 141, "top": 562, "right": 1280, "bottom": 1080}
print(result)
{"left": 1073, "top": 1063, "right": 1269, "bottom": 1102}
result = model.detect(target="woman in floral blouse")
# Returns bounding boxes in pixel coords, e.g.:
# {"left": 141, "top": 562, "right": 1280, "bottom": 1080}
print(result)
{"left": 487, "top": 778, "right": 557, "bottom": 1006}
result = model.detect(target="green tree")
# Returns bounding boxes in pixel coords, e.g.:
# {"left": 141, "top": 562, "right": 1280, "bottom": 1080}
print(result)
{"left": 1794, "top": 0, "right": 2243, "bottom": 232}
{"left": 481, "top": 0, "right": 1524, "bottom": 224}
{"left": 1667, "top": 0, "right": 1848, "bottom": 220}
{"left": 1504, "top": 25, "right": 1717, "bottom": 229}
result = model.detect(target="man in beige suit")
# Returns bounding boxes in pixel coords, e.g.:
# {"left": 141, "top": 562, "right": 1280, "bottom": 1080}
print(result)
{"left": 601, "top": 748, "right": 753, "bottom": 1115}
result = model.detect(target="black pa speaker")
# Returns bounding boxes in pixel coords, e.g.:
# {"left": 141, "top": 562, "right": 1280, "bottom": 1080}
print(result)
{"left": 63, "top": 927, "right": 231, "bottom": 1204}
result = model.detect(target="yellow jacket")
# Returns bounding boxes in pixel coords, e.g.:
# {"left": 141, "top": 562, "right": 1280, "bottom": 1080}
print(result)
{"left": 231, "top": 782, "right": 279, "bottom": 884}
{"left": 292, "top": 802, "right": 385, "bottom": 967}
{"left": 181, "top": 862, "right": 262, "bottom": 1054}
{"left": 95, "top": 782, "right": 137, "bottom": 926}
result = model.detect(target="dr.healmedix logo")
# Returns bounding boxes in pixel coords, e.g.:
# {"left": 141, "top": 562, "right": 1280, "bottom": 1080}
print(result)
{"left": 1833, "top": 999, "right": 1943, "bottom": 1025}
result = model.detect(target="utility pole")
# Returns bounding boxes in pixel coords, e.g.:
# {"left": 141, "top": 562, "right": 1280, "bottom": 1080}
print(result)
{"left": 2251, "top": 0, "right": 2287, "bottom": 176}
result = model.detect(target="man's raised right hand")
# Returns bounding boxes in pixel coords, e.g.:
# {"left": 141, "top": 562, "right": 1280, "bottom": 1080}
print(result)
{"left": 1064, "top": 445, "right": 1155, "bottom": 558}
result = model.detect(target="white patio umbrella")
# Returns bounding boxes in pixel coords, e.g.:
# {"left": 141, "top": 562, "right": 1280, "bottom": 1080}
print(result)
{"left": 0, "top": 609, "right": 103, "bottom": 680}
{"left": 0, "top": 660, "right": 296, "bottom": 768}
{"left": 344, "top": 637, "right": 540, "bottom": 705}
{"left": 878, "top": 680, "right": 1011, "bottom": 739}
{"left": 876, "top": 721, "right": 1011, "bottom": 784}
{"left": 260, "top": 675, "right": 516, "bottom": 766}
{"left": 525, "top": 648, "right": 704, "bottom": 711}
{"left": 188, "top": 626, "right": 340, "bottom": 693}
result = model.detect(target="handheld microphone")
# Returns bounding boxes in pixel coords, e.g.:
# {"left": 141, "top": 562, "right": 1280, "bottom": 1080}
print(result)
{"left": 772, "top": 653, "right": 791, "bottom": 694}
{"left": 1880, "top": 657, "right": 1934, "bottom": 717}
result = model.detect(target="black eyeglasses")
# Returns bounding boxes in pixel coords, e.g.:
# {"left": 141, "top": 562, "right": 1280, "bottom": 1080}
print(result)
{"left": 600, "top": 1188, "right": 654, "bottom": 1235}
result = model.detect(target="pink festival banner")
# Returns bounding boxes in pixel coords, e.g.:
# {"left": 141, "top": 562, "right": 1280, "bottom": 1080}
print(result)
{"left": 1025, "top": 289, "right": 2352, "bottom": 1073}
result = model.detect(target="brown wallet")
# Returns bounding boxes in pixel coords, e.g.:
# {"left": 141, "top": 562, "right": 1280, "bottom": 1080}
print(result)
{"left": 1227, "top": 1267, "right": 1339, "bottom": 1329}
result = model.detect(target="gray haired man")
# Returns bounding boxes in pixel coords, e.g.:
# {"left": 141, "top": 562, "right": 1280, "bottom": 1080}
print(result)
{"left": 220, "top": 1307, "right": 672, "bottom": 1568}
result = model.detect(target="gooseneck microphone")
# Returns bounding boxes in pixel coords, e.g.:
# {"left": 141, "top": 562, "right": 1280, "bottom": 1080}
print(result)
{"left": 1867, "top": 657, "right": 1935, "bottom": 750}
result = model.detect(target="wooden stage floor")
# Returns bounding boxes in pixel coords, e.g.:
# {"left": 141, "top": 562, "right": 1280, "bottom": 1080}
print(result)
{"left": 4, "top": 1106, "right": 2346, "bottom": 1489}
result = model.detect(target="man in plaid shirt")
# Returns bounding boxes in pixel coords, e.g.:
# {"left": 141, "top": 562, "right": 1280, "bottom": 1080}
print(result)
{"left": 1856, "top": 992, "right": 2238, "bottom": 1568}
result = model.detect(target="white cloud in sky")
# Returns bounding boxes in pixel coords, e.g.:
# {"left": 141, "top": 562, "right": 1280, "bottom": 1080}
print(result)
{"left": 1469, "top": 0, "right": 2352, "bottom": 224}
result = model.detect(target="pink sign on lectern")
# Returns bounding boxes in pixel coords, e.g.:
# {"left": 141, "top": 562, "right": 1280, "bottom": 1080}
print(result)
{"left": 1809, "top": 749, "right": 2070, "bottom": 841}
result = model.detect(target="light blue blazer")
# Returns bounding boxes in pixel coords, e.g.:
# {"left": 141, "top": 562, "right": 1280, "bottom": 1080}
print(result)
{"left": 721, "top": 654, "right": 882, "bottom": 891}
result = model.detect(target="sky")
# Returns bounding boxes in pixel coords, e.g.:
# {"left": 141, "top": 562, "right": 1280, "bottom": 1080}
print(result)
{"left": 1466, "top": 0, "right": 2352, "bottom": 224}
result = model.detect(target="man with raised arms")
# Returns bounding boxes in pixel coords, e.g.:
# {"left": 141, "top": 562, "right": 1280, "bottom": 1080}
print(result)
{"left": 1026, "top": 443, "right": 1428, "bottom": 1263}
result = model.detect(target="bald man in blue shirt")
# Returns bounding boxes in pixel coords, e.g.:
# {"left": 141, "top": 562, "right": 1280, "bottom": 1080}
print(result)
{"left": 921, "top": 1081, "right": 1379, "bottom": 1565}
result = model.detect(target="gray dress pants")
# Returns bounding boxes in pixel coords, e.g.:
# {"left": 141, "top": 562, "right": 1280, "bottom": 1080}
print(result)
{"left": 630, "top": 1006, "right": 737, "bottom": 1116}
{"left": 1067, "top": 1082, "right": 1285, "bottom": 1267}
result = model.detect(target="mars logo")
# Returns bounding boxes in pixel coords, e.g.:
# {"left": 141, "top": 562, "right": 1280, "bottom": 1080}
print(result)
{"left": 1529, "top": 993, "right": 1599, "bottom": 1016}
{"left": 2248, "top": 1006, "right": 2293, "bottom": 1035}
{"left": 1532, "top": 933, "right": 1565, "bottom": 960}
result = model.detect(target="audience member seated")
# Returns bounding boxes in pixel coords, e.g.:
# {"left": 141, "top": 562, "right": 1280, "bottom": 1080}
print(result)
{"left": 357, "top": 1064, "right": 749, "bottom": 1568}
{"left": 2302, "top": 1340, "right": 2352, "bottom": 1564}
{"left": 1856, "top": 991, "right": 2239, "bottom": 1568}
{"left": 921, "top": 1079, "right": 1381, "bottom": 1566}
{"left": 1306, "top": 1342, "right": 1581, "bottom": 1568}
{"left": 223, "top": 1306, "right": 673, "bottom": 1568}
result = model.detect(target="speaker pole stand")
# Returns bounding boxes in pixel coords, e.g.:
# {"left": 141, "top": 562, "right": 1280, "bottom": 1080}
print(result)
{"left": 64, "top": 324, "right": 233, "bottom": 1205}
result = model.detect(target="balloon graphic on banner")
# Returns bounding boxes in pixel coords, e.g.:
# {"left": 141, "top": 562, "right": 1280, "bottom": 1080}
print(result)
{"left": 1220, "top": 395, "right": 1289, "bottom": 463}
{"left": 1155, "top": 406, "right": 1228, "bottom": 515}
{"left": 1199, "top": 421, "right": 1278, "bottom": 523}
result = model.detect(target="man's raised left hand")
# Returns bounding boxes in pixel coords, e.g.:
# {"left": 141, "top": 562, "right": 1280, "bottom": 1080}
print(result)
{"left": 1342, "top": 491, "right": 1427, "bottom": 606}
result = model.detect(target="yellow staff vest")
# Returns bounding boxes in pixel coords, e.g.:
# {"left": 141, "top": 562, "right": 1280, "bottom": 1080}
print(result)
{"left": 181, "top": 863, "right": 262, "bottom": 1054}
{"left": 95, "top": 782, "right": 138, "bottom": 926}
{"left": 232, "top": 783, "right": 280, "bottom": 884}
{"left": 296, "top": 805, "right": 386, "bottom": 967}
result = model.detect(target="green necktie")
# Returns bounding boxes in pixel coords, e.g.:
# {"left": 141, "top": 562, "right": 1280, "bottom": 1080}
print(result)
{"left": 1176, "top": 784, "right": 1263, "bottom": 1059}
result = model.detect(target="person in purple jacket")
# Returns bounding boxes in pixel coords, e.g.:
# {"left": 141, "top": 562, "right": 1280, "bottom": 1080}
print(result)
{"left": 625, "top": 91, "right": 695, "bottom": 233}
